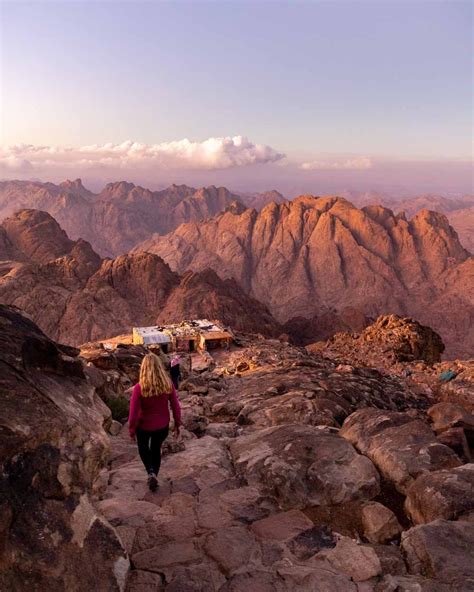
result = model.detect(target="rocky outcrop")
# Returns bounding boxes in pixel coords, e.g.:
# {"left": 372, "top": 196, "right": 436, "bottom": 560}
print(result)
{"left": 0, "top": 305, "right": 127, "bottom": 591}
{"left": 135, "top": 196, "right": 473, "bottom": 358}
{"left": 0, "top": 210, "right": 283, "bottom": 345}
{"left": 340, "top": 408, "right": 461, "bottom": 494}
{"left": 310, "top": 314, "right": 446, "bottom": 367}
{"left": 0, "top": 179, "right": 244, "bottom": 257}
{"left": 229, "top": 424, "right": 380, "bottom": 509}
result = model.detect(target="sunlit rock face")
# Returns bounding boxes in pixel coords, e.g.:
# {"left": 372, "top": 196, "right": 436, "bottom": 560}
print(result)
{"left": 135, "top": 196, "right": 473, "bottom": 358}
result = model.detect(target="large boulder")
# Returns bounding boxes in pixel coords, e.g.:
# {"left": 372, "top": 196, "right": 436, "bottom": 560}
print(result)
{"left": 312, "top": 314, "right": 446, "bottom": 367}
{"left": 229, "top": 424, "right": 380, "bottom": 509}
{"left": 405, "top": 464, "right": 474, "bottom": 524}
{"left": 340, "top": 408, "right": 461, "bottom": 494}
{"left": 0, "top": 305, "right": 128, "bottom": 591}
{"left": 401, "top": 520, "right": 474, "bottom": 588}
{"left": 359, "top": 315, "right": 445, "bottom": 364}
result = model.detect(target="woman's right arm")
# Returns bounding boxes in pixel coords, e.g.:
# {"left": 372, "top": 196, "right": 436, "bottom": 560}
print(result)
{"left": 128, "top": 384, "right": 141, "bottom": 438}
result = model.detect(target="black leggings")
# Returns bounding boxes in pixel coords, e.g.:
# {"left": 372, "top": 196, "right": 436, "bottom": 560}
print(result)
{"left": 136, "top": 425, "right": 169, "bottom": 475}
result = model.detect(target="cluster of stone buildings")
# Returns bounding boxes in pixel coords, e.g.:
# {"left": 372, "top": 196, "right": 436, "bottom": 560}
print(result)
{"left": 132, "top": 319, "right": 233, "bottom": 353}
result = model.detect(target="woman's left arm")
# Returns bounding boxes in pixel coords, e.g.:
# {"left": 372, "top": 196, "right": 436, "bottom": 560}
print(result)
{"left": 169, "top": 384, "right": 182, "bottom": 431}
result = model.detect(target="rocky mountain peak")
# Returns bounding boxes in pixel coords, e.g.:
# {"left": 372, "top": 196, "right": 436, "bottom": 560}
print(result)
{"left": 1, "top": 209, "right": 75, "bottom": 264}
{"left": 100, "top": 180, "right": 137, "bottom": 198}
{"left": 58, "top": 178, "right": 92, "bottom": 199}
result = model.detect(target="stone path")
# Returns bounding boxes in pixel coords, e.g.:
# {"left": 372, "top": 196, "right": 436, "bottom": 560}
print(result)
{"left": 94, "top": 336, "right": 474, "bottom": 591}
{"left": 96, "top": 422, "right": 471, "bottom": 591}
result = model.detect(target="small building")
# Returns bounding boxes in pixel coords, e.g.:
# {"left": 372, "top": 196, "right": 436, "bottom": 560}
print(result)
{"left": 198, "top": 320, "right": 234, "bottom": 349}
{"left": 132, "top": 320, "right": 233, "bottom": 353}
{"left": 132, "top": 326, "right": 171, "bottom": 352}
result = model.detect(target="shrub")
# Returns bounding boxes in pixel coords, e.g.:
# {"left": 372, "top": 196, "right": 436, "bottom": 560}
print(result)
{"left": 105, "top": 396, "right": 129, "bottom": 423}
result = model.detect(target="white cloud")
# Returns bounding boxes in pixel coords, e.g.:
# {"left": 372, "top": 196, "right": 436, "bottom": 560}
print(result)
{"left": 0, "top": 137, "right": 285, "bottom": 178}
{"left": 300, "top": 156, "right": 373, "bottom": 171}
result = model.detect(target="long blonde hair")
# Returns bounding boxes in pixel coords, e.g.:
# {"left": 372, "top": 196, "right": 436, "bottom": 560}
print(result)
{"left": 139, "top": 353, "right": 172, "bottom": 397}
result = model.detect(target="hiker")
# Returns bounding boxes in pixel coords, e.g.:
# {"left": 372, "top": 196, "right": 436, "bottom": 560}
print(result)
{"left": 170, "top": 355, "right": 182, "bottom": 389}
{"left": 156, "top": 346, "right": 171, "bottom": 372}
{"left": 128, "top": 353, "right": 182, "bottom": 491}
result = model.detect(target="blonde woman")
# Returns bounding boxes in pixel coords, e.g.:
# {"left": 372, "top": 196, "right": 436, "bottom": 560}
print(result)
{"left": 128, "top": 353, "right": 182, "bottom": 491}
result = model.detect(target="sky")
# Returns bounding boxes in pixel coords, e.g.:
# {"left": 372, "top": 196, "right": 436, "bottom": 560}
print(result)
{"left": 0, "top": 0, "right": 472, "bottom": 195}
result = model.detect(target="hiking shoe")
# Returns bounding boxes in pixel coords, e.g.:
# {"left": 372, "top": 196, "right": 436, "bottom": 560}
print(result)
{"left": 147, "top": 474, "right": 158, "bottom": 492}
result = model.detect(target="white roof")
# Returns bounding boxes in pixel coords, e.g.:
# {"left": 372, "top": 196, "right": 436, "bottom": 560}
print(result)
{"left": 134, "top": 327, "right": 171, "bottom": 344}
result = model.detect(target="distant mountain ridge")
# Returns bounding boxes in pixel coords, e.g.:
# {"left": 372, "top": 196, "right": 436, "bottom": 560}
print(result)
{"left": 0, "top": 179, "right": 243, "bottom": 257}
{"left": 1, "top": 179, "right": 472, "bottom": 257}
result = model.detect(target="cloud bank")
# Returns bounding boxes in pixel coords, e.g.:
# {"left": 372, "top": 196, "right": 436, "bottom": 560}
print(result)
{"left": 0, "top": 136, "right": 285, "bottom": 178}
{"left": 300, "top": 156, "right": 373, "bottom": 171}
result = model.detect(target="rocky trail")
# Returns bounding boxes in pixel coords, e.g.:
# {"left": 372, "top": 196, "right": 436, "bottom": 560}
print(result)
{"left": 96, "top": 334, "right": 474, "bottom": 591}
{"left": 2, "top": 307, "right": 474, "bottom": 591}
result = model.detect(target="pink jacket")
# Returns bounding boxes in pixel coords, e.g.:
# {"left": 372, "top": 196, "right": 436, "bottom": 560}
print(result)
{"left": 128, "top": 383, "right": 182, "bottom": 437}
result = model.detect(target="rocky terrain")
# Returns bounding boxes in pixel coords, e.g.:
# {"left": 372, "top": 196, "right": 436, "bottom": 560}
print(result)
{"left": 0, "top": 210, "right": 281, "bottom": 345}
{"left": 2, "top": 305, "right": 474, "bottom": 590}
{"left": 89, "top": 316, "right": 473, "bottom": 591}
{"left": 0, "top": 305, "right": 127, "bottom": 591}
{"left": 136, "top": 195, "right": 474, "bottom": 358}
{"left": 0, "top": 180, "right": 243, "bottom": 257}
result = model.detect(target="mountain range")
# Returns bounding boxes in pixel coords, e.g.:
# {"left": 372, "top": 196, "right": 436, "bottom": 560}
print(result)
{"left": 1, "top": 179, "right": 472, "bottom": 256}
{"left": 0, "top": 179, "right": 242, "bottom": 257}
{"left": 0, "top": 209, "right": 281, "bottom": 344}
{"left": 0, "top": 179, "right": 473, "bottom": 357}
{"left": 137, "top": 195, "right": 474, "bottom": 358}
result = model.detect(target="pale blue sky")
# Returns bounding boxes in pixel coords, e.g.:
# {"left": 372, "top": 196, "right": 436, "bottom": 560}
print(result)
{"left": 0, "top": 0, "right": 472, "bottom": 193}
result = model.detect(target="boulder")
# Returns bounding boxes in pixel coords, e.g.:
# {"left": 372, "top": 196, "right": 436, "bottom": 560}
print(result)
{"left": 341, "top": 409, "right": 461, "bottom": 493}
{"left": 427, "top": 402, "right": 474, "bottom": 459}
{"left": 109, "top": 420, "right": 123, "bottom": 436}
{"left": 229, "top": 424, "right": 380, "bottom": 509}
{"left": 427, "top": 402, "right": 474, "bottom": 434}
{"left": 0, "top": 305, "right": 127, "bottom": 591}
{"left": 317, "top": 536, "right": 382, "bottom": 582}
{"left": 361, "top": 501, "right": 402, "bottom": 544}
{"left": 404, "top": 464, "right": 474, "bottom": 524}
{"left": 401, "top": 520, "right": 474, "bottom": 587}
{"left": 435, "top": 428, "right": 471, "bottom": 462}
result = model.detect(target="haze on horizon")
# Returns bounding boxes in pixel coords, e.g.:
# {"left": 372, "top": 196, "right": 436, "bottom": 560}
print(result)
{"left": 0, "top": 0, "right": 472, "bottom": 196}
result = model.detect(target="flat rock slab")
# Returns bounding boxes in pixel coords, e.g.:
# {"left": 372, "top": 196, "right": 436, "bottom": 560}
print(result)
{"left": 97, "top": 498, "right": 159, "bottom": 527}
{"left": 250, "top": 509, "right": 314, "bottom": 541}
{"left": 405, "top": 463, "right": 474, "bottom": 524}
{"left": 229, "top": 424, "right": 380, "bottom": 509}
{"left": 341, "top": 408, "right": 461, "bottom": 494}
{"left": 401, "top": 519, "right": 474, "bottom": 588}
